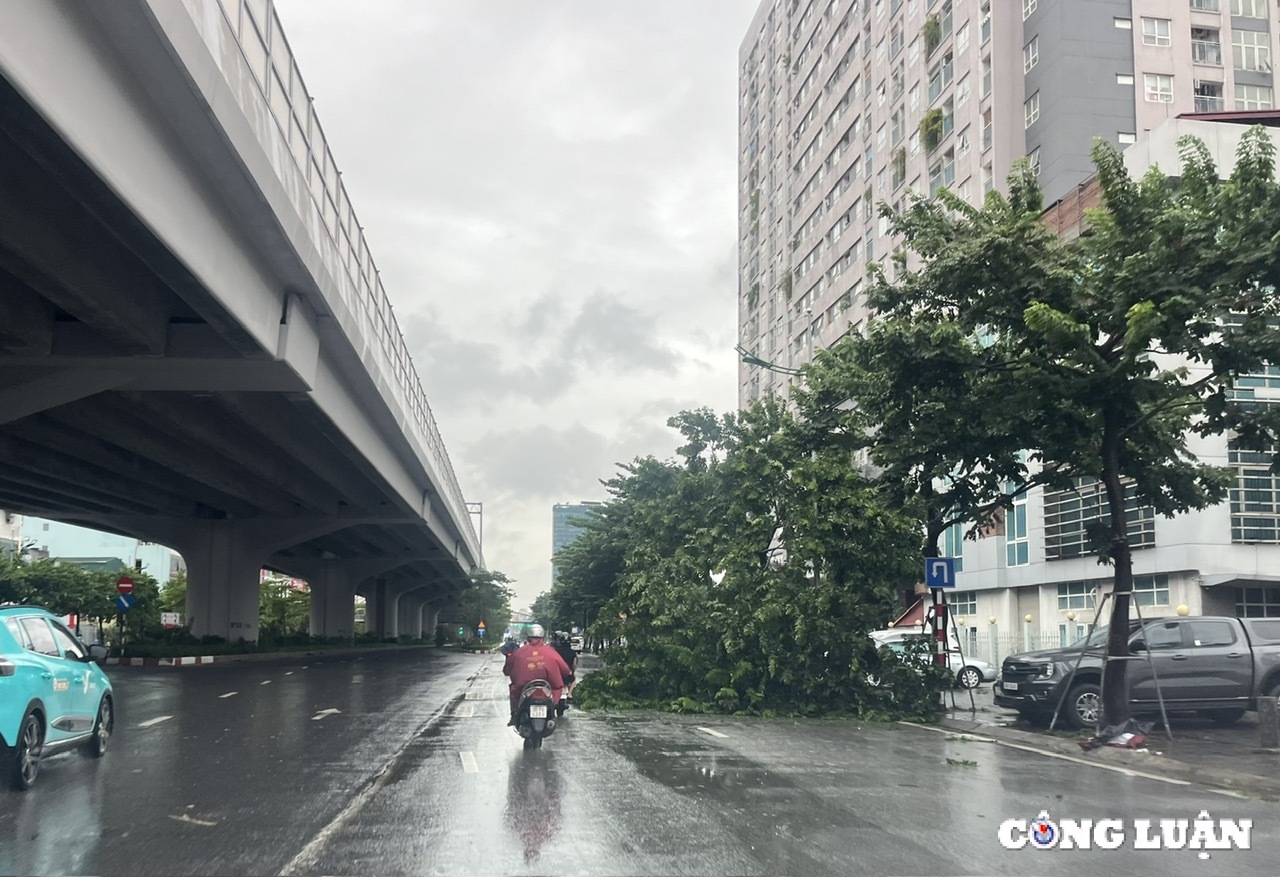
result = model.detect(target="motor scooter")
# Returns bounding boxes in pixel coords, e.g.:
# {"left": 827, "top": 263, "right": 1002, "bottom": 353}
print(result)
{"left": 514, "top": 680, "right": 558, "bottom": 748}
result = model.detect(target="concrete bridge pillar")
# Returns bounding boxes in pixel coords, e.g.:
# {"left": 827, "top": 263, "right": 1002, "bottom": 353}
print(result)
{"left": 368, "top": 579, "right": 399, "bottom": 639}
{"left": 423, "top": 604, "right": 440, "bottom": 641}
{"left": 178, "top": 520, "right": 265, "bottom": 644}
{"left": 397, "top": 594, "right": 424, "bottom": 640}
{"left": 304, "top": 562, "right": 357, "bottom": 640}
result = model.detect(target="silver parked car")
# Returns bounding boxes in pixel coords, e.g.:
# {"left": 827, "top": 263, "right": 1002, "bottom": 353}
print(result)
{"left": 872, "top": 631, "right": 998, "bottom": 689}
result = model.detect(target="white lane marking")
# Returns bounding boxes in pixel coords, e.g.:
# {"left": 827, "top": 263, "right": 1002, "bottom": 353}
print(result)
{"left": 697, "top": 726, "right": 730, "bottom": 739}
{"left": 900, "top": 722, "right": 1192, "bottom": 786}
{"left": 279, "top": 695, "right": 463, "bottom": 877}
{"left": 219, "top": 691, "right": 238, "bottom": 699}
{"left": 168, "top": 813, "right": 218, "bottom": 827}
{"left": 284, "top": 671, "right": 294, "bottom": 676}
{"left": 137, "top": 715, "right": 173, "bottom": 728}
{"left": 312, "top": 708, "right": 341, "bottom": 721}
{"left": 351, "top": 674, "right": 363, "bottom": 683}
{"left": 260, "top": 680, "right": 271, "bottom": 686}
{"left": 459, "top": 751, "right": 479, "bottom": 773}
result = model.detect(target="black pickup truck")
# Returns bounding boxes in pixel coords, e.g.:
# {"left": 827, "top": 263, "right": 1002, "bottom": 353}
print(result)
{"left": 994, "top": 616, "right": 1280, "bottom": 730}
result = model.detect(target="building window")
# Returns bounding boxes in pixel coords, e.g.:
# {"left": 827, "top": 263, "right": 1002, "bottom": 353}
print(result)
{"left": 1117, "top": 73, "right": 1135, "bottom": 85}
{"left": 1190, "top": 0, "right": 1220, "bottom": 9}
{"left": 1230, "top": 440, "right": 1280, "bottom": 542}
{"left": 948, "top": 590, "right": 977, "bottom": 617}
{"left": 981, "top": 54, "right": 992, "bottom": 97}
{"left": 980, "top": 1, "right": 991, "bottom": 44}
{"left": 1044, "top": 478, "right": 1156, "bottom": 560}
{"left": 910, "top": 82, "right": 920, "bottom": 111}
{"left": 1057, "top": 582, "right": 1096, "bottom": 612}
{"left": 1231, "top": 0, "right": 1265, "bottom": 18}
{"left": 1133, "top": 574, "right": 1171, "bottom": 607}
{"left": 956, "top": 22, "right": 969, "bottom": 56}
{"left": 1233, "top": 30, "right": 1272, "bottom": 73}
{"left": 1195, "top": 80, "right": 1226, "bottom": 112}
{"left": 956, "top": 73, "right": 970, "bottom": 106}
{"left": 1236, "top": 84, "right": 1275, "bottom": 110}
{"left": 1006, "top": 493, "right": 1029, "bottom": 566}
{"left": 1236, "top": 586, "right": 1280, "bottom": 617}
{"left": 1118, "top": 132, "right": 1137, "bottom": 144}
{"left": 1144, "top": 73, "right": 1174, "bottom": 103}
{"left": 928, "top": 51, "right": 954, "bottom": 103}
{"left": 943, "top": 521, "right": 966, "bottom": 573}
{"left": 1024, "top": 36, "right": 1039, "bottom": 73}
{"left": 1141, "top": 18, "right": 1171, "bottom": 47}
{"left": 1022, "top": 0, "right": 1037, "bottom": 20}
{"left": 1028, "top": 147, "right": 1041, "bottom": 176}
{"left": 929, "top": 147, "right": 956, "bottom": 195}
{"left": 1024, "top": 91, "right": 1040, "bottom": 127}
{"left": 1192, "top": 27, "right": 1223, "bottom": 66}
{"left": 1114, "top": 17, "right": 1132, "bottom": 29}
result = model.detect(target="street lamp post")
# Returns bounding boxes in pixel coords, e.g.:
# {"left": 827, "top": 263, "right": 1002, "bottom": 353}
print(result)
{"left": 735, "top": 344, "right": 805, "bottom": 376}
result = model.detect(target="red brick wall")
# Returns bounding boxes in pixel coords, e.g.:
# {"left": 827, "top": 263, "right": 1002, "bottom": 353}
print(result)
{"left": 1040, "top": 176, "right": 1103, "bottom": 242}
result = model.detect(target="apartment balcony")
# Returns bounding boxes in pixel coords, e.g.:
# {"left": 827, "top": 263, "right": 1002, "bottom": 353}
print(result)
{"left": 1192, "top": 40, "right": 1223, "bottom": 66}
{"left": 1195, "top": 95, "right": 1226, "bottom": 112}
{"left": 1190, "top": 0, "right": 1220, "bottom": 9}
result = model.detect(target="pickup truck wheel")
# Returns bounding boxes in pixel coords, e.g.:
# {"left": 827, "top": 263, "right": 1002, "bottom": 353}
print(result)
{"left": 1205, "top": 708, "right": 1245, "bottom": 726}
{"left": 1064, "top": 683, "right": 1102, "bottom": 730}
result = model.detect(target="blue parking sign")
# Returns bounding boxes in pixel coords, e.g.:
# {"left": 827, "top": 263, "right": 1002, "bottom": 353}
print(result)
{"left": 115, "top": 593, "right": 135, "bottom": 612}
{"left": 925, "top": 557, "right": 956, "bottom": 589}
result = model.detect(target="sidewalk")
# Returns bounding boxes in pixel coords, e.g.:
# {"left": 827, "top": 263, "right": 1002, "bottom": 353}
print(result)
{"left": 934, "top": 687, "right": 1280, "bottom": 800}
{"left": 104, "top": 642, "right": 439, "bottom": 667}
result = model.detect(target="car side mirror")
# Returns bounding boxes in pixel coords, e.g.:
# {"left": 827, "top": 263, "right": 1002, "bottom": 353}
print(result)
{"left": 88, "top": 644, "right": 108, "bottom": 663}
{"left": 1130, "top": 640, "right": 1147, "bottom": 652}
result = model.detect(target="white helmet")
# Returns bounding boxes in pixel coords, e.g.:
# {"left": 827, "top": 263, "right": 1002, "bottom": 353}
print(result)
{"left": 528, "top": 624, "right": 545, "bottom": 640}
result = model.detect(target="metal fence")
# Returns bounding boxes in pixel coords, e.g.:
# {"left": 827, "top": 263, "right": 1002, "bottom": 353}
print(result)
{"left": 956, "top": 631, "right": 1065, "bottom": 668}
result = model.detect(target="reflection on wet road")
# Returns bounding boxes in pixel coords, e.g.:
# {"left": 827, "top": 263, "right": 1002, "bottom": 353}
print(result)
{"left": 3, "top": 651, "right": 1279, "bottom": 877}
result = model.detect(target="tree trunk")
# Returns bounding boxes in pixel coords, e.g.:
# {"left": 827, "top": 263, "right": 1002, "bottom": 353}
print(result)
{"left": 1100, "top": 418, "right": 1133, "bottom": 729}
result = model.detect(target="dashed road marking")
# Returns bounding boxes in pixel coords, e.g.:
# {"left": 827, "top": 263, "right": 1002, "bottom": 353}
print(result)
{"left": 284, "top": 671, "right": 295, "bottom": 676}
{"left": 697, "top": 726, "right": 730, "bottom": 739}
{"left": 137, "top": 715, "right": 173, "bottom": 728}
{"left": 219, "top": 691, "right": 238, "bottom": 699}
{"left": 260, "top": 680, "right": 271, "bottom": 686}
{"left": 312, "top": 708, "right": 341, "bottom": 721}
{"left": 459, "top": 751, "right": 479, "bottom": 773}
{"left": 457, "top": 703, "right": 475, "bottom": 718}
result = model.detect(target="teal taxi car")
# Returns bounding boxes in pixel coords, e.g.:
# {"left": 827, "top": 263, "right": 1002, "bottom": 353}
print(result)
{"left": 0, "top": 605, "right": 113, "bottom": 790}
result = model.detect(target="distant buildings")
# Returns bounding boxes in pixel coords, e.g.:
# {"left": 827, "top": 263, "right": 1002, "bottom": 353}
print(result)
{"left": 0, "top": 510, "right": 19, "bottom": 556}
{"left": 15, "top": 517, "right": 185, "bottom": 581}
{"left": 551, "top": 502, "right": 603, "bottom": 583}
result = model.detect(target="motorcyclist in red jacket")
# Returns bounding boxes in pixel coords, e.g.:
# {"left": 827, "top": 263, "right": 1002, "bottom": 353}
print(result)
{"left": 503, "top": 624, "right": 571, "bottom": 724}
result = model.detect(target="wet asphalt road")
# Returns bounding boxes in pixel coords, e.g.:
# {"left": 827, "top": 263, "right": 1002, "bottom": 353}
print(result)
{"left": 3, "top": 650, "right": 1280, "bottom": 877}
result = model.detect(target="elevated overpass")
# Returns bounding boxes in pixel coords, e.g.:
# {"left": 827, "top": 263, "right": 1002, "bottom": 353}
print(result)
{"left": 0, "top": 0, "right": 481, "bottom": 642}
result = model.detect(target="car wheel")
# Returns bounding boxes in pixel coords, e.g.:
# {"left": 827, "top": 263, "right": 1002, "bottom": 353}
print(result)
{"left": 86, "top": 695, "right": 113, "bottom": 758}
{"left": 1064, "top": 683, "right": 1102, "bottom": 730}
{"left": 956, "top": 667, "right": 983, "bottom": 689}
{"left": 8, "top": 708, "right": 43, "bottom": 791}
{"left": 1205, "top": 708, "right": 1245, "bottom": 726}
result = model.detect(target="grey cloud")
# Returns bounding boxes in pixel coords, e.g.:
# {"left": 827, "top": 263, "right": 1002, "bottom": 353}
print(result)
{"left": 558, "top": 291, "right": 678, "bottom": 371}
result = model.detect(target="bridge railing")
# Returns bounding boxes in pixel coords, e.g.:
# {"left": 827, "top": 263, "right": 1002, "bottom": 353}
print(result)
{"left": 172, "top": 0, "right": 479, "bottom": 558}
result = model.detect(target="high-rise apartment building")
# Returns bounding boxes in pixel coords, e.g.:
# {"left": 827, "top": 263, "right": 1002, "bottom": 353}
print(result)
{"left": 551, "top": 502, "right": 603, "bottom": 584}
{"left": 737, "top": 0, "right": 1280, "bottom": 406}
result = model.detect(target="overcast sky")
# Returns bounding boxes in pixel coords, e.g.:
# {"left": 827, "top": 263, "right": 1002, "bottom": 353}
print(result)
{"left": 275, "top": 1, "right": 759, "bottom": 610}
